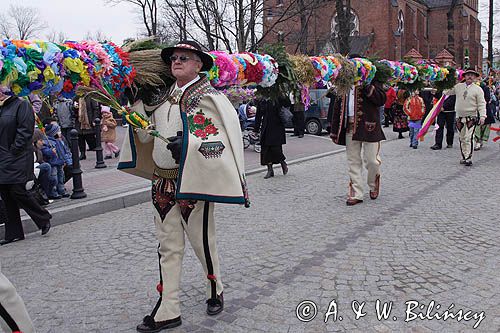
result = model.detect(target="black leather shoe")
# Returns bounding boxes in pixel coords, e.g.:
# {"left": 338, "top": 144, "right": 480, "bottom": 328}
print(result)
{"left": 346, "top": 198, "right": 363, "bottom": 206}
{"left": 206, "top": 293, "right": 224, "bottom": 316}
{"left": 41, "top": 221, "right": 51, "bottom": 235}
{"left": 281, "top": 161, "right": 288, "bottom": 175}
{"left": 430, "top": 144, "right": 442, "bottom": 150}
{"left": 136, "top": 315, "right": 181, "bottom": 333}
{"left": 0, "top": 236, "right": 25, "bottom": 245}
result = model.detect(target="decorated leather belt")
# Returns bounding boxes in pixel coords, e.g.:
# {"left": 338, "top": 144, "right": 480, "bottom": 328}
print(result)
{"left": 154, "top": 166, "right": 179, "bottom": 179}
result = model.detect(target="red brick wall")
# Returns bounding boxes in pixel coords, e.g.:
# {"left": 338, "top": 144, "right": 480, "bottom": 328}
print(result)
{"left": 261, "top": 0, "right": 482, "bottom": 68}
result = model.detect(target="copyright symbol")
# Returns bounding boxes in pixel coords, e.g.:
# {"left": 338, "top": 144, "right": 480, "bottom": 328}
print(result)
{"left": 296, "top": 300, "right": 317, "bottom": 322}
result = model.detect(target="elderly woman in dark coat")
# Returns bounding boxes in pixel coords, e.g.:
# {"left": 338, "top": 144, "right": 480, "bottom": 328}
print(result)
{"left": 0, "top": 92, "right": 51, "bottom": 245}
{"left": 253, "top": 96, "right": 290, "bottom": 179}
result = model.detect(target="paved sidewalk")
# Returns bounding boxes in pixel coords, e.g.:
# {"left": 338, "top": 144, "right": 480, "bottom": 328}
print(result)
{"left": 1, "top": 129, "right": 499, "bottom": 332}
{"left": 2, "top": 125, "right": 359, "bottom": 238}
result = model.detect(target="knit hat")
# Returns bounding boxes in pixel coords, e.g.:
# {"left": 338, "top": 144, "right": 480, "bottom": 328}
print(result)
{"left": 45, "top": 123, "right": 61, "bottom": 137}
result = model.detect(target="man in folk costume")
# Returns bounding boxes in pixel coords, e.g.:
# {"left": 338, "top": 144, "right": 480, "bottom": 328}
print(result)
{"left": 445, "top": 69, "right": 486, "bottom": 166}
{"left": 118, "top": 41, "right": 248, "bottom": 332}
{"left": 0, "top": 263, "right": 35, "bottom": 333}
{"left": 330, "top": 80, "right": 386, "bottom": 206}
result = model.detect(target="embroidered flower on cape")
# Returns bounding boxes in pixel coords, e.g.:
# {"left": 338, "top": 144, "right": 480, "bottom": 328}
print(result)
{"left": 188, "top": 110, "right": 219, "bottom": 140}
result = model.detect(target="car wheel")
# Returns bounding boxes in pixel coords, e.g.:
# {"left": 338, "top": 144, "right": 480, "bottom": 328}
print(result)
{"left": 306, "top": 119, "right": 322, "bottom": 135}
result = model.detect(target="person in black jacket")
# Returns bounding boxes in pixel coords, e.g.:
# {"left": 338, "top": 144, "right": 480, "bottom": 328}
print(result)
{"left": 254, "top": 96, "right": 289, "bottom": 179}
{"left": 74, "top": 95, "right": 100, "bottom": 160}
{"left": 0, "top": 92, "right": 51, "bottom": 245}
{"left": 431, "top": 92, "right": 456, "bottom": 150}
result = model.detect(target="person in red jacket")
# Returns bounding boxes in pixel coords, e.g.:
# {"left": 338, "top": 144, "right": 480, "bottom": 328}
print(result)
{"left": 403, "top": 91, "right": 425, "bottom": 149}
{"left": 383, "top": 86, "right": 396, "bottom": 127}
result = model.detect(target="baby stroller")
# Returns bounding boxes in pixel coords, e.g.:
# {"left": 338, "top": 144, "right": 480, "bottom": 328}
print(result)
{"left": 237, "top": 104, "right": 260, "bottom": 152}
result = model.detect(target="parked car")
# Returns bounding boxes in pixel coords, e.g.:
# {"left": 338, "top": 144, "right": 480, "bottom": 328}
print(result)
{"left": 283, "top": 89, "right": 331, "bottom": 135}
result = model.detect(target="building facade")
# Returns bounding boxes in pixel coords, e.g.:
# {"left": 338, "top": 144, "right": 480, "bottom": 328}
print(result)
{"left": 262, "top": 0, "right": 483, "bottom": 69}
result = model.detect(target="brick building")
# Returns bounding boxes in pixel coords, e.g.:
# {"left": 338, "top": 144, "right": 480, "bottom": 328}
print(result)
{"left": 263, "top": 0, "right": 483, "bottom": 69}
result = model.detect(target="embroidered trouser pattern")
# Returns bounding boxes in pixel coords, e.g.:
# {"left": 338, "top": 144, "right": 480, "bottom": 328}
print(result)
{"left": 346, "top": 133, "right": 381, "bottom": 200}
{"left": 151, "top": 175, "right": 223, "bottom": 321}
{"left": 456, "top": 117, "right": 476, "bottom": 161}
{"left": 0, "top": 264, "right": 34, "bottom": 333}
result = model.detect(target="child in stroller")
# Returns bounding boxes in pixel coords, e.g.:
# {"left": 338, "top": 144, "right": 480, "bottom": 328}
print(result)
{"left": 237, "top": 103, "right": 260, "bottom": 151}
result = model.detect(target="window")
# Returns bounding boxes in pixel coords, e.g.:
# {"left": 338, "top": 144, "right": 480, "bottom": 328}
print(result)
{"left": 397, "top": 10, "right": 404, "bottom": 34}
{"left": 331, "top": 7, "right": 360, "bottom": 37}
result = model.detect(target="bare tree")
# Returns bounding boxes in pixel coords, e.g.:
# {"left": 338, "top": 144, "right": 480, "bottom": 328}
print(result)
{"left": 0, "top": 14, "right": 12, "bottom": 39}
{"left": 105, "top": 0, "right": 158, "bottom": 37}
{"left": 160, "top": 0, "right": 324, "bottom": 52}
{"left": 1, "top": 5, "right": 46, "bottom": 39}
{"left": 45, "top": 30, "right": 68, "bottom": 43}
{"left": 85, "top": 30, "right": 111, "bottom": 42}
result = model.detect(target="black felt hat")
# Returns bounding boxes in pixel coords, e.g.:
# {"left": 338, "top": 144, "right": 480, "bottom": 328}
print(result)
{"left": 161, "top": 41, "right": 213, "bottom": 72}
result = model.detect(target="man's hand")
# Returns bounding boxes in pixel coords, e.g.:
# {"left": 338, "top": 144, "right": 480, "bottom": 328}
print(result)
{"left": 479, "top": 116, "right": 486, "bottom": 125}
{"left": 166, "top": 131, "right": 183, "bottom": 164}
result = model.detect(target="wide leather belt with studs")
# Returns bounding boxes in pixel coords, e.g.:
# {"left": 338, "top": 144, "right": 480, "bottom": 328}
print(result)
{"left": 154, "top": 166, "right": 179, "bottom": 179}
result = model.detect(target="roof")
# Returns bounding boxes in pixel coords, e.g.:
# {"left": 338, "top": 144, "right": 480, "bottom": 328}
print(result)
{"left": 435, "top": 48, "right": 454, "bottom": 59}
{"left": 404, "top": 48, "right": 424, "bottom": 60}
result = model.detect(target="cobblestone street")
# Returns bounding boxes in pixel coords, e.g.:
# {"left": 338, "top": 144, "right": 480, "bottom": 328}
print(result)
{"left": 1, "top": 135, "right": 499, "bottom": 333}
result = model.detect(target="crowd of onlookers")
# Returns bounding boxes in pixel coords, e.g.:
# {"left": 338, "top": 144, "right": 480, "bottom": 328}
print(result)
{"left": 380, "top": 78, "right": 500, "bottom": 150}
{"left": 12, "top": 94, "right": 123, "bottom": 206}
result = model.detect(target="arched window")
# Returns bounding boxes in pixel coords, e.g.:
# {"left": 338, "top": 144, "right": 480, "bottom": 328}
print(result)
{"left": 397, "top": 10, "right": 404, "bottom": 34}
{"left": 331, "top": 8, "right": 360, "bottom": 37}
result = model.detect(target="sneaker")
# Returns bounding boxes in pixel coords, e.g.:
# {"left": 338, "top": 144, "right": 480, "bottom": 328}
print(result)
{"left": 104, "top": 155, "right": 112, "bottom": 159}
{"left": 460, "top": 159, "right": 466, "bottom": 164}
{"left": 464, "top": 160, "right": 473, "bottom": 166}
{"left": 413, "top": 145, "right": 418, "bottom": 149}
{"left": 446, "top": 144, "right": 453, "bottom": 148}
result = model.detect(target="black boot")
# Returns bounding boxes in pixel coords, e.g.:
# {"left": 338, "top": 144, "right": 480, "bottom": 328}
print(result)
{"left": 264, "top": 164, "right": 274, "bottom": 179}
{"left": 280, "top": 161, "right": 288, "bottom": 175}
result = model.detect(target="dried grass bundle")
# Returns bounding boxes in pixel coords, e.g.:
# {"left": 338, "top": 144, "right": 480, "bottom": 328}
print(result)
{"left": 128, "top": 49, "right": 174, "bottom": 87}
{"left": 289, "top": 54, "right": 316, "bottom": 87}
{"left": 334, "top": 54, "right": 355, "bottom": 95}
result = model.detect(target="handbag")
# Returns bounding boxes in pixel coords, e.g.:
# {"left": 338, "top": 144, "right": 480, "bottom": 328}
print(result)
{"left": 28, "top": 175, "right": 49, "bottom": 206}
{"left": 279, "top": 106, "right": 293, "bottom": 126}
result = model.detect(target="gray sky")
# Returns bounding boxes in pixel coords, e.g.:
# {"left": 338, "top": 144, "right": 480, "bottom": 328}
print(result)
{"left": 0, "top": 0, "right": 495, "bottom": 50}
{"left": 0, "top": 0, "right": 139, "bottom": 44}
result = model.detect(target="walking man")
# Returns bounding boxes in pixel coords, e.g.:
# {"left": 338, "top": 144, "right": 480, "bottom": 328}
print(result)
{"left": 0, "top": 263, "right": 35, "bottom": 333}
{"left": 445, "top": 69, "right": 486, "bottom": 166}
{"left": 330, "top": 80, "right": 387, "bottom": 206}
{"left": 118, "top": 41, "right": 248, "bottom": 332}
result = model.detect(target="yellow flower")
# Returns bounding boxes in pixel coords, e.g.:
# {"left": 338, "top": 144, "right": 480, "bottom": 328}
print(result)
{"left": 64, "top": 58, "right": 84, "bottom": 73}
{"left": 43, "top": 67, "right": 56, "bottom": 81}
{"left": 80, "top": 67, "right": 90, "bottom": 86}
{"left": 27, "top": 68, "right": 41, "bottom": 81}
{"left": 12, "top": 84, "right": 22, "bottom": 95}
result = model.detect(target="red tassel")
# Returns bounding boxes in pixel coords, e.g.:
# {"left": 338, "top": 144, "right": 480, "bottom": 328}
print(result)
{"left": 156, "top": 283, "right": 163, "bottom": 293}
{"left": 207, "top": 274, "right": 217, "bottom": 281}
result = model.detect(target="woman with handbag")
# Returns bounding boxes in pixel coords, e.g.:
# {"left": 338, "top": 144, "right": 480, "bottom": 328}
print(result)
{"left": 0, "top": 90, "right": 51, "bottom": 245}
{"left": 253, "top": 96, "right": 290, "bottom": 179}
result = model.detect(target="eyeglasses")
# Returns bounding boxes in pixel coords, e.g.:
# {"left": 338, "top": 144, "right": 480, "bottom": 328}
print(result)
{"left": 169, "top": 55, "right": 200, "bottom": 63}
